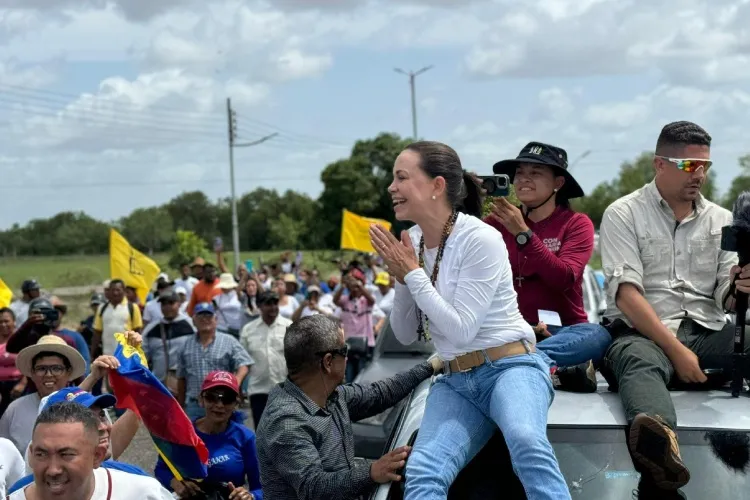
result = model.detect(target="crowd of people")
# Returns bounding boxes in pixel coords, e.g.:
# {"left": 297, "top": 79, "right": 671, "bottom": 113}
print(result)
{"left": 0, "top": 119, "right": 745, "bottom": 499}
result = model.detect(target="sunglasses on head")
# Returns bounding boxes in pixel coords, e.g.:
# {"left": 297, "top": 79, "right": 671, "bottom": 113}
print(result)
{"left": 202, "top": 391, "right": 237, "bottom": 405}
{"left": 656, "top": 156, "right": 712, "bottom": 173}
{"left": 316, "top": 344, "right": 349, "bottom": 359}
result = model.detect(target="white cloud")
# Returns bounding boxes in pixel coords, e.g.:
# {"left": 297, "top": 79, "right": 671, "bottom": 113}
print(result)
{"left": 0, "top": 59, "right": 58, "bottom": 87}
{"left": 463, "top": 0, "right": 750, "bottom": 85}
{"left": 2, "top": 0, "right": 750, "bottom": 229}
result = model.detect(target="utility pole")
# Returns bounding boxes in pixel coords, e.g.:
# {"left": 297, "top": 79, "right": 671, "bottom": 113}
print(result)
{"left": 569, "top": 150, "right": 592, "bottom": 170}
{"left": 394, "top": 66, "right": 433, "bottom": 140}
{"left": 226, "top": 97, "right": 278, "bottom": 272}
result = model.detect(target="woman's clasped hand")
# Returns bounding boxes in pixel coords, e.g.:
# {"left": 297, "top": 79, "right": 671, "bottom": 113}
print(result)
{"left": 369, "top": 224, "right": 419, "bottom": 283}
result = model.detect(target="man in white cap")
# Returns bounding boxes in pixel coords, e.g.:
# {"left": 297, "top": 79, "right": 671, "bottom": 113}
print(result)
{"left": 0, "top": 336, "right": 86, "bottom": 455}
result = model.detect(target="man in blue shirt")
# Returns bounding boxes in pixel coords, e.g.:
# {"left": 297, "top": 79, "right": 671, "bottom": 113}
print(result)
{"left": 7, "top": 387, "right": 148, "bottom": 494}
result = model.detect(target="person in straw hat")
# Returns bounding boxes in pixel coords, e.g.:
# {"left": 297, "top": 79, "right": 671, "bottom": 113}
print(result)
{"left": 214, "top": 273, "right": 243, "bottom": 338}
{"left": 0, "top": 335, "right": 85, "bottom": 455}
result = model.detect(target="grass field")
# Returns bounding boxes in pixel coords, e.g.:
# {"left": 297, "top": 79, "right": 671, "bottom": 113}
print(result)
{"left": 0, "top": 250, "right": 354, "bottom": 291}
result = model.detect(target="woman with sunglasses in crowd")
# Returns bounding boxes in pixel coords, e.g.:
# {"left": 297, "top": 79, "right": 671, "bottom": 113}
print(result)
{"left": 371, "top": 141, "right": 570, "bottom": 499}
{"left": 156, "top": 371, "right": 262, "bottom": 500}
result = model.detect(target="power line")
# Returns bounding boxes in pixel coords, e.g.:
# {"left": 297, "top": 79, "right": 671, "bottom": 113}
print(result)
{"left": 0, "top": 83, "right": 359, "bottom": 148}
{"left": 0, "top": 83, "right": 227, "bottom": 119}
{"left": 0, "top": 174, "right": 321, "bottom": 190}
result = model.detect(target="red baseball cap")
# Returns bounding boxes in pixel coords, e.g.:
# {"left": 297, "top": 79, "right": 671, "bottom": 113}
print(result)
{"left": 201, "top": 371, "right": 240, "bottom": 395}
{"left": 349, "top": 268, "right": 366, "bottom": 283}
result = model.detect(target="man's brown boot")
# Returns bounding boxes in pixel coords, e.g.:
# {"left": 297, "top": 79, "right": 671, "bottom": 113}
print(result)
{"left": 629, "top": 413, "right": 690, "bottom": 490}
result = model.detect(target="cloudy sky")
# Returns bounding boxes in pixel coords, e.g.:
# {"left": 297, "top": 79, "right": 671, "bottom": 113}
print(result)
{"left": 1, "top": 0, "right": 749, "bottom": 228}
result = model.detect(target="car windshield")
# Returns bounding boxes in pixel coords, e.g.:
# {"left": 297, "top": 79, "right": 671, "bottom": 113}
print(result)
{"left": 552, "top": 428, "right": 750, "bottom": 498}
{"left": 384, "top": 427, "right": 750, "bottom": 499}
{"left": 378, "top": 320, "right": 434, "bottom": 356}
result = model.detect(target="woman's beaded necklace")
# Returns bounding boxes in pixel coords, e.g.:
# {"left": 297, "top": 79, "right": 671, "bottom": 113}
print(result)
{"left": 416, "top": 210, "right": 459, "bottom": 342}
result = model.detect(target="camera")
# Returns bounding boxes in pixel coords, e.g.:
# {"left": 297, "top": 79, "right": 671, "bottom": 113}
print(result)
{"left": 31, "top": 308, "right": 60, "bottom": 327}
{"left": 477, "top": 174, "right": 511, "bottom": 197}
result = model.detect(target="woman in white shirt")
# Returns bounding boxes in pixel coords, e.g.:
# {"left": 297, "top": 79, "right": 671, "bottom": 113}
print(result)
{"left": 214, "top": 274, "right": 244, "bottom": 338}
{"left": 370, "top": 141, "right": 570, "bottom": 499}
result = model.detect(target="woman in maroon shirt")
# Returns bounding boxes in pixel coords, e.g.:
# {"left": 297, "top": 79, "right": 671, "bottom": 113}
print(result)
{"left": 485, "top": 141, "right": 611, "bottom": 392}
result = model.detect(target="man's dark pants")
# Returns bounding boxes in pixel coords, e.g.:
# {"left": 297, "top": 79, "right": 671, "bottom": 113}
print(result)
{"left": 601, "top": 318, "right": 750, "bottom": 430}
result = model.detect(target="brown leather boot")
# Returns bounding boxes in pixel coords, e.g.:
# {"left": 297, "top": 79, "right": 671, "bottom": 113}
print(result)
{"left": 629, "top": 413, "right": 690, "bottom": 490}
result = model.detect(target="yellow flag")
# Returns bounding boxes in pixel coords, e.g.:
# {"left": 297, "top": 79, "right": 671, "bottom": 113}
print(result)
{"left": 109, "top": 228, "right": 161, "bottom": 303}
{"left": 0, "top": 278, "right": 12, "bottom": 308}
{"left": 340, "top": 209, "right": 392, "bottom": 253}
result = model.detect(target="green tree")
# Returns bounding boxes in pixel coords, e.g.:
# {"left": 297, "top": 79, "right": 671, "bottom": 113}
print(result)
{"left": 168, "top": 230, "right": 209, "bottom": 269}
{"left": 120, "top": 207, "right": 174, "bottom": 255}
{"left": 317, "top": 133, "right": 410, "bottom": 247}
{"left": 268, "top": 214, "right": 304, "bottom": 250}
{"left": 722, "top": 154, "right": 750, "bottom": 210}
{"left": 164, "top": 191, "right": 218, "bottom": 242}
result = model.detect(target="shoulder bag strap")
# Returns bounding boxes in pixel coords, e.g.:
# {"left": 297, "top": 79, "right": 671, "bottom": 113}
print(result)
{"left": 213, "top": 298, "right": 230, "bottom": 326}
{"left": 160, "top": 322, "right": 170, "bottom": 380}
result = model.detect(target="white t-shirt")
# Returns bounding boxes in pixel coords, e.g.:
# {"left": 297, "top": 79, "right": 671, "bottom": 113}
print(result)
{"left": 0, "top": 393, "right": 41, "bottom": 455}
{"left": 9, "top": 301, "right": 29, "bottom": 326}
{"left": 391, "top": 213, "right": 534, "bottom": 360}
{"left": 0, "top": 437, "right": 24, "bottom": 497}
{"left": 8, "top": 467, "right": 174, "bottom": 499}
{"left": 277, "top": 296, "right": 299, "bottom": 320}
{"left": 173, "top": 277, "right": 198, "bottom": 301}
{"left": 142, "top": 300, "right": 163, "bottom": 327}
{"left": 214, "top": 292, "right": 243, "bottom": 331}
{"left": 373, "top": 287, "right": 395, "bottom": 316}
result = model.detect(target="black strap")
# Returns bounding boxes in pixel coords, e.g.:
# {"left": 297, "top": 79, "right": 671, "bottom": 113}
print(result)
{"left": 159, "top": 322, "right": 172, "bottom": 384}
{"left": 523, "top": 191, "right": 557, "bottom": 217}
{"left": 98, "top": 301, "right": 134, "bottom": 323}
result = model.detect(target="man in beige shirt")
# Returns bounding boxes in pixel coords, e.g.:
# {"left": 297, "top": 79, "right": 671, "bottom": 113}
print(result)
{"left": 599, "top": 120, "right": 747, "bottom": 493}
{"left": 239, "top": 291, "right": 291, "bottom": 427}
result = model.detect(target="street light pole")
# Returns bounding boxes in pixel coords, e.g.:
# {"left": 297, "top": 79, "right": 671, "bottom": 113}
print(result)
{"left": 394, "top": 66, "right": 433, "bottom": 140}
{"left": 226, "top": 97, "right": 278, "bottom": 272}
{"left": 570, "top": 150, "right": 592, "bottom": 169}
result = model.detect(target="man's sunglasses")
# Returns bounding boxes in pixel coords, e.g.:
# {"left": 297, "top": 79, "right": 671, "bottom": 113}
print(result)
{"left": 202, "top": 391, "right": 238, "bottom": 405}
{"left": 656, "top": 156, "right": 712, "bottom": 173}
{"left": 316, "top": 345, "right": 349, "bottom": 359}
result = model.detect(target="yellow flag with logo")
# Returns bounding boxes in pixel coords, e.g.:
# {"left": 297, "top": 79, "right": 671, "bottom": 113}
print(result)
{"left": 0, "top": 278, "right": 12, "bottom": 308}
{"left": 109, "top": 228, "right": 161, "bottom": 303}
{"left": 340, "top": 209, "right": 393, "bottom": 253}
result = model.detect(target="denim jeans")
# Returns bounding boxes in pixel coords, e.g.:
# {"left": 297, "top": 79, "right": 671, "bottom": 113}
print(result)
{"left": 536, "top": 322, "right": 612, "bottom": 369}
{"left": 404, "top": 352, "right": 571, "bottom": 500}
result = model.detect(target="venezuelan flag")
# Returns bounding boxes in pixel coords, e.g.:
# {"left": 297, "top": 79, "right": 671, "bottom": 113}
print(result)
{"left": 108, "top": 333, "right": 208, "bottom": 481}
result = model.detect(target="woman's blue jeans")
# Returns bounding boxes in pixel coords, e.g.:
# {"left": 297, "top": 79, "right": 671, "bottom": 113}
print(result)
{"left": 536, "top": 322, "right": 612, "bottom": 369}
{"left": 404, "top": 352, "right": 571, "bottom": 500}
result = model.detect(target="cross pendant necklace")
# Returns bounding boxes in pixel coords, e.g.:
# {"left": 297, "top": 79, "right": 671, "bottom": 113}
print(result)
{"left": 516, "top": 254, "right": 527, "bottom": 288}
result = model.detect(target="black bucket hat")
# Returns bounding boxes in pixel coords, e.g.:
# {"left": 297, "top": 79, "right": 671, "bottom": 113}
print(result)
{"left": 492, "top": 141, "right": 585, "bottom": 200}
